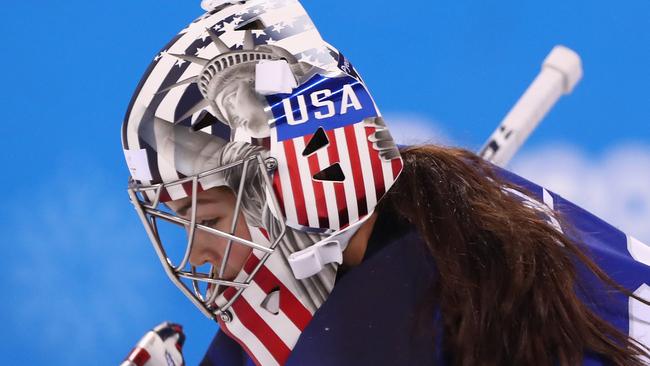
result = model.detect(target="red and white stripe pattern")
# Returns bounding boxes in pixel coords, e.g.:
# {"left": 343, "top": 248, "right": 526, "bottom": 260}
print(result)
{"left": 218, "top": 228, "right": 317, "bottom": 366}
{"left": 271, "top": 121, "right": 403, "bottom": 231}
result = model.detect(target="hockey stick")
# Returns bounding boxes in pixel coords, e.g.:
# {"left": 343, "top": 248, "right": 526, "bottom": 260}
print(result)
{"left": 479, "top": 46, "right": 583, "bottom": 167}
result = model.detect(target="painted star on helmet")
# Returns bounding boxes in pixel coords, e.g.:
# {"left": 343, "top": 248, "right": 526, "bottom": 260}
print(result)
{"left": 154, "top": 49, "right": 168, "bottom": 62}
{"left": 272, "top": 23, "right": 286, "bottom": 33}
{"left": 195, "top": 46, "right": 210, "bottom": 57}
{"left": 221, "top": 20, "right": 237, "bottom": 33}
{"left": 252, "top": 29, "right": 267, "bottom": 38}
{"left": 174, "top": 58, "right": 188, "bottom": 68}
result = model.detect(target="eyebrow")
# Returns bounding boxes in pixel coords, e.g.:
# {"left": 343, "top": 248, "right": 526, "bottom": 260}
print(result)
{"left": 176, "top": 198, "right": 213, "bottom": 217}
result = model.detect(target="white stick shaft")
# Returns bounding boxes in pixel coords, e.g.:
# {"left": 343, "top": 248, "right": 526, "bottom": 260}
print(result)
{"left": 480, "top": 46, "right": 583, "bottom": 167}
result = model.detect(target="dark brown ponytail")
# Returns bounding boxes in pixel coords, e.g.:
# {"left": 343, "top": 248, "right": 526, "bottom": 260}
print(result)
{"left": 380, "top": 145, "right": 650, "bottom": 366}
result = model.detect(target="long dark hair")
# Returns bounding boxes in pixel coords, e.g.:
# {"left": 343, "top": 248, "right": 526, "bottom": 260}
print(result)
{"left": 379, "top": 145, "right": 650, "bottom": 366}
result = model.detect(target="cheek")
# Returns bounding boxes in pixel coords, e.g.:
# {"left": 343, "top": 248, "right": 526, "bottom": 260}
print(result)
{"left": 221, "top": 210, "right": 254, "bottom": 276}
{"left": 229, "top": 243, "right": 253, "bottom": 268}
{"left": 230, "top": 213, "right": 253, "bottom": 260}
{"left": 221, "top": 241, "right": 252, "bottom": 280}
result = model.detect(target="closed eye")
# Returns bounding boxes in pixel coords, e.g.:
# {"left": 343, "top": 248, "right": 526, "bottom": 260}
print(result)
{"left": 199, "top": 218, "right": 220, "bottom": 227}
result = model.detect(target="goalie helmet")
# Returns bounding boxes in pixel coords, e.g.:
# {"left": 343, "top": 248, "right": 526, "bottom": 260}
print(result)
{"left": 122, "top": 0, "right": 402, "bottom": 364}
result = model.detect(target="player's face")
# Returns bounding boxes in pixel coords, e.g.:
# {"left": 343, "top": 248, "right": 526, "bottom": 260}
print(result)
{"left": 166, "top": 186, "right": 252, "bottom": 281}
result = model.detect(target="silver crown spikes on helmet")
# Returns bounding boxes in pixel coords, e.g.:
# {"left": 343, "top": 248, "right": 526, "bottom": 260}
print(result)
{"left": 160, "top": 28, "right": 309, "bottom": 128}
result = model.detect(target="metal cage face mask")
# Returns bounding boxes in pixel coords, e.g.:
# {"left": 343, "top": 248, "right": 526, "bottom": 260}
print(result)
{"left": 127, "top": 152, "right": 287, "bottom": 321}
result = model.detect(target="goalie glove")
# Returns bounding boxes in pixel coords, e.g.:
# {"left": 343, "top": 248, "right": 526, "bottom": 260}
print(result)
{"left": 121, "top": 322, "right": 185, "bottom": 366}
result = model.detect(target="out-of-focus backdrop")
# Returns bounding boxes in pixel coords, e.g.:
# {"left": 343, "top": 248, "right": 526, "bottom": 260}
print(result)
{"left": 1, "top": 1, "right": 648, "bottom": 364}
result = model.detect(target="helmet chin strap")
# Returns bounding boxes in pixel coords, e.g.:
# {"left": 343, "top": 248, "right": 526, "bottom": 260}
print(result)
{"left": 288, "top": 215, "right": 373, "bottom": 279}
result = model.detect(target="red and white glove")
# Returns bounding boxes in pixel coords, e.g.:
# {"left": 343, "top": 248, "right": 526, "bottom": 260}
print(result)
{"left": 121, "top": 322, "right": 185, "bottom": 366}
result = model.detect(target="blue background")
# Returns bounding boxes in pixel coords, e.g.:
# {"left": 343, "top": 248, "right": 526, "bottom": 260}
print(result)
{"left": 0, "top": 0, "right": 648, "bottom": 364}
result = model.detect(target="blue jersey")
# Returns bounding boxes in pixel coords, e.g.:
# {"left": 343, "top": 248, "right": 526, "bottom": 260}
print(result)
{"left": 201, "top": 170, "right": 650, "bottom": 365}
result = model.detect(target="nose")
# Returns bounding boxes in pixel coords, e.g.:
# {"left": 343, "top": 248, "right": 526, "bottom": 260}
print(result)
{"left": 188, "top": 231, "right": 224, "bottom": 268}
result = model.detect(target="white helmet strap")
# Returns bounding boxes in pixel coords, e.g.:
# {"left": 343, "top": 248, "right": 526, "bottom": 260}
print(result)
{"left": 288, "top": 215, "right": 372, "bottom": 279}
